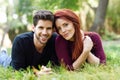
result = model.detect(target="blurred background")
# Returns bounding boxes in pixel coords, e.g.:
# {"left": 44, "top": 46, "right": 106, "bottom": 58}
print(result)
{"left": 0, "top": 0, "right": 120, "bottom": 49}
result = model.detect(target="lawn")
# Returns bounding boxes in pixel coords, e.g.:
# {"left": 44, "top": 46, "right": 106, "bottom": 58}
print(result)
{"left": 0, "top": 40, "right": 120, "bottom": 80}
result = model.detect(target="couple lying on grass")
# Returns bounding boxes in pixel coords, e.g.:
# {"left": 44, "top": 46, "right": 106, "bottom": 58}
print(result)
{"left": 0, "top": 9, "right": 106, "bottom": 76}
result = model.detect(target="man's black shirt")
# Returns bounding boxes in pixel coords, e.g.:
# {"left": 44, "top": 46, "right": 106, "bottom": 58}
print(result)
{"left": 11, "top": 32, "right": 59, "bottom": 70}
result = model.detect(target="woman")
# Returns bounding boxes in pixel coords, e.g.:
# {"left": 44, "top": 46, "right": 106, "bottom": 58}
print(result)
{"left": 54, "top": 9, "right": 106, "bottom": 70}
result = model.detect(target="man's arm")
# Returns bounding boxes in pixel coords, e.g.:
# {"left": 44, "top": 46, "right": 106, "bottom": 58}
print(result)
{"left": 11, "top": 36, "right": 26, "bottom": 70}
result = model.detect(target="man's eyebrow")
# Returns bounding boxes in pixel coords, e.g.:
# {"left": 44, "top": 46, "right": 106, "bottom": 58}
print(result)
{"left": 38, "top": 26, "right": 43, "bottom": 27}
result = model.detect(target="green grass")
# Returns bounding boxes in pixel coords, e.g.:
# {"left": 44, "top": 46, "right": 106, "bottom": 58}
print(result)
{"left": 0, "top": 41, "right": 120, "bottom": 80}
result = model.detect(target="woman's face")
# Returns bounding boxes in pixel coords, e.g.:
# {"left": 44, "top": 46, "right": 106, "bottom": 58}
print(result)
{"left": 55, "top": 18, "right": 75, "bottom": 41}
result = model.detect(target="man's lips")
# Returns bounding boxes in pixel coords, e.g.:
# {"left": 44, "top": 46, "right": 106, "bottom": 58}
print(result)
{"left": 39, "top": 35, "right": 47, "bottom": 41}
{"left": 41, "top": 37, "right": 47, "bottom": 41}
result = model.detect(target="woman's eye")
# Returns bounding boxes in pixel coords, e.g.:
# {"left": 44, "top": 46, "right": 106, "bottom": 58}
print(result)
{"left": 57, "top": 27, "right": 61, "bottom": 30}
{"left": 63, "top": 23, "right": 68, "bottom": 27}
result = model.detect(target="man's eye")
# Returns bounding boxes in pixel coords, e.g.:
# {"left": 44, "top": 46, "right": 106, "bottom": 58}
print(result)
{"left": 38, "top": 27, "right": 43, "bottom": 29}
{"left": 47, "top": 28, "right": 52, "bottom": 30}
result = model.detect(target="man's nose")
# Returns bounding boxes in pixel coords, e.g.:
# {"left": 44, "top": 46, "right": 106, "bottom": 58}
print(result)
{"left": 42, "top": 29, "right": 47, "bottom": 34}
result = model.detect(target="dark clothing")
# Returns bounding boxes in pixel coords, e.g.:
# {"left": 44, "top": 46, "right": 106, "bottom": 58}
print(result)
{"left": 11, "top": 32, "right": 59, "bottom": 70}
{"left": 55, "top": 32, "right": 106, "bottom": 70}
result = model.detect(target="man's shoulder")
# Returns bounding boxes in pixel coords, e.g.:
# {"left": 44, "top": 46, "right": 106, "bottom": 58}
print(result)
{"left": 13, "top": 32, "right": 33, "bottom": 42}
{"left": 48, "top": 32, "right": 58, "bottom": 41}
{"left": 17, "top": 32, "right": 33, "bottom": 38}
{"left": 15, "top": 32, "right": 33, "bottom": 39}
{"left": 51, "top": 32, "right": 58, "bottom": 38}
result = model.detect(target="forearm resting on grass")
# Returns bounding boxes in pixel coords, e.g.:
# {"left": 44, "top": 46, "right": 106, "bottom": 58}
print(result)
{"left": 87, "top": 52, "right": 100, "bottom": 65}
{"left": 73, "top": 36, "right": 93, "bottom": 70}
{"left": 72, "top": 50, "right": 89, "bottom": 70}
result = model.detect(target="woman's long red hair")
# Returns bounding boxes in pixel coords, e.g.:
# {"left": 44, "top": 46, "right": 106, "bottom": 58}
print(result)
{"left": 54, "top": 9, "right": 83, "bottom": 60}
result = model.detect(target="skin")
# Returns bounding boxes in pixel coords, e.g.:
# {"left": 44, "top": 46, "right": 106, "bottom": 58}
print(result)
{"left": 32, "top": 20, "right": 53, "bottom": 53}
{"left": 55, "top": 18, "right": 75, "bottom": 41}
{"left": 55, "top": 18, "right": 100, "bottom": 70}
{"left": 32, "top": 19, "right": 54, "bottom": 75}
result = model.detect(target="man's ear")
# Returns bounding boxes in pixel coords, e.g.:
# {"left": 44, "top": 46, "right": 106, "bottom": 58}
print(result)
{"left": 32, "top": 25, "right": 35, "bottom": 32}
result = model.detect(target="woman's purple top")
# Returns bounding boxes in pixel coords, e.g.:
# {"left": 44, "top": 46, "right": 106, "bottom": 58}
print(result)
{"left": 55, "top": 32, "right": 106, "bottom": 70}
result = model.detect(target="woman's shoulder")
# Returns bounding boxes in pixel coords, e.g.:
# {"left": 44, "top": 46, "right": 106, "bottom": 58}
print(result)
{"left": 84, "top": 32, "right": 101, "bottom": 39}
{"left": 84, "top": 32, "right": 102, "bottom": 44}
{"left": 55, "top": 35, "right": 68, "bottom": 45}
{"left": 56, "top": 35, "right": 66, "bottom": 42}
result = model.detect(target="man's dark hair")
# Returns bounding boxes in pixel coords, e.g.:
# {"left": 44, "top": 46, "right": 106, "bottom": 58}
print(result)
{"left": 33, "top": 10, "right": 54, "bottom": 27}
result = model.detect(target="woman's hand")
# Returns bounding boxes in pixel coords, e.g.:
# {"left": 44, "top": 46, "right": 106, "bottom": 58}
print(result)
{"left": 83, "top": 36, "right": 93, "bottom": 52}
{"left": 72, "top": 36, "right": 93, "bottom": 70}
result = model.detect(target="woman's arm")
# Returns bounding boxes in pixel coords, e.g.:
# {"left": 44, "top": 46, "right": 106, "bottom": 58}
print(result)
{"left": 73, "top": 36, "right": 93, "bottom": 70}
{"left": 89, "top": 32, "right": 106, "bottom": 64}
{"left": 87, "top": 52, "right": 100, "bottom": 65}
{"left": 55, "top": 36, "right": 73, "bottom": 70}
{"left": 72, "top": 49, "right": 89, "bottom": 70}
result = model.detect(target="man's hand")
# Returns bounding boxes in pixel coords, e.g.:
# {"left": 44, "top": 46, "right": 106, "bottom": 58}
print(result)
{"left": 32, "top": 66, "right": 53, "bottom": 77}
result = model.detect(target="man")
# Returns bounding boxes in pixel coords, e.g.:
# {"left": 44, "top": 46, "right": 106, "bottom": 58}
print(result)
{"left": 0, "top": 10, "right": 59, "bottom": 71}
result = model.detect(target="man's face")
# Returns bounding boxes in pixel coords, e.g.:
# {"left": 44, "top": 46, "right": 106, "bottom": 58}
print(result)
{"left": 33, "top": 20, "right": 53, "bottom": 45}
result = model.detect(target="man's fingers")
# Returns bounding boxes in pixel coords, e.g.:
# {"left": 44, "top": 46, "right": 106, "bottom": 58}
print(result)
{"left": 41, "top": 66, "right": 52, "bottom": 72}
